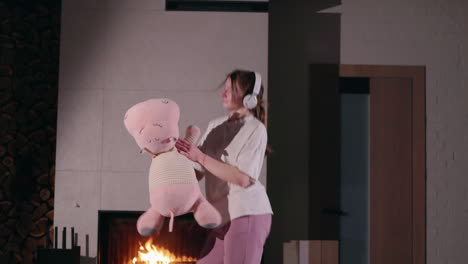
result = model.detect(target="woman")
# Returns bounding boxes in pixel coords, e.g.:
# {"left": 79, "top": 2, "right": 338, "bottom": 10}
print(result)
{"left": 175, "top": 69, "right": 273, "bottom": 264}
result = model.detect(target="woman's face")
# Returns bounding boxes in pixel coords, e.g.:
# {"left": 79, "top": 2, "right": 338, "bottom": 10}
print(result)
{"left": 222, "top": 77, "right": 243, "bottom": 111}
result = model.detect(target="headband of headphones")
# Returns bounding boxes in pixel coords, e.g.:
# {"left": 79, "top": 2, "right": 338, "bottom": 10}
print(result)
{"left": 243, "top": 71, "right": 262, "bottom": 109}
{"left": 252, "top": 72, "right": 262, "bottom": 96}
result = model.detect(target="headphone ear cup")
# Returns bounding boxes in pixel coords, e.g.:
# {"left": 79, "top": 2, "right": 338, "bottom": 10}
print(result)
{"left": 243, "top": 94, "right": 258, "bottom": 109}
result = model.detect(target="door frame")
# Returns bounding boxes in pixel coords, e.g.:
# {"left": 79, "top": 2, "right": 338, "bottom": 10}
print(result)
{"left": 339, "top": 64, "right": 426, "bottom": 264}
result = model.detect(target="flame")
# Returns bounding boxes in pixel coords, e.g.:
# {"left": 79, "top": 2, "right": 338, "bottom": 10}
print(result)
{"left": 131, "top": 238, "right": 197, "bottom": 264}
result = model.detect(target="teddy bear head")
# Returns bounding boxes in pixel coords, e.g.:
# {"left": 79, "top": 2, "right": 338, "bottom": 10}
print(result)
{"left": 124, "top": 98, "right": 180, "bottom": 155}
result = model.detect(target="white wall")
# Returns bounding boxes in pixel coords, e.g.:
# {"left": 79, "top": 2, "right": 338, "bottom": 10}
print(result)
{"left": 327, "top": 0, "right": 468, "bottom": 263}
{"left": 54, "top": 0, "right": 268, "bottom": 257}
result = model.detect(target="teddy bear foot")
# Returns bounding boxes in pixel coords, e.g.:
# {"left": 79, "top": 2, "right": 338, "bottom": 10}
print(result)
{"left": 137, "top": 208, "right": 165, "bottom": 237}
{"left": 193, "top": 199, "right": 222, "bottom": 229}
{"left": 139, "top": 228, "right": 158, "bottom": 237}
{"left": 200, "top": 223, "right": 219, "bottom": 229}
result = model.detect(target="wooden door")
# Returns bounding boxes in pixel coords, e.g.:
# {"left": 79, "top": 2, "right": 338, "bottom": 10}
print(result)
{"left": 339, "top": 65, "right": 426, "bottom": 264}
{"left": 370, "top": 78, "right": 413, "bottom": 264}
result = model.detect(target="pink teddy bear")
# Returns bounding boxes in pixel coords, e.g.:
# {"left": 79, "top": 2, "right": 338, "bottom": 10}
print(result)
{"left": 124, "top": 98, "right": 221, "bottom": 236}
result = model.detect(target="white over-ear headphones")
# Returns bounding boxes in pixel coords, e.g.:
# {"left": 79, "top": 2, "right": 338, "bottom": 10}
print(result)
{"left": 243, "top": 72, "right": 262, "bottom": 109}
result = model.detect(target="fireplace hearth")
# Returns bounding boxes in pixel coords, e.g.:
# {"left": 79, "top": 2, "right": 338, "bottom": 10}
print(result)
{"left": 97, "top": 211, "right": 209, "bottom": 264}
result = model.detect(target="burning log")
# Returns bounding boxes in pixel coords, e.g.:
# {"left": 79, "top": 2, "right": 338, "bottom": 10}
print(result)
{"left": 130, "top": 238, "right": 198, "bottom": 264}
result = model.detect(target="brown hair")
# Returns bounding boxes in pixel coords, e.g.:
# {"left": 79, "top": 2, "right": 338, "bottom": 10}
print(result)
{"left": 227, "top": 69, "right": 273, "bottom": 156}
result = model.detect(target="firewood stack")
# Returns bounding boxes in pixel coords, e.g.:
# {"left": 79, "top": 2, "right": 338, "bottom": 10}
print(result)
{"left": 0, "top": 0, "right": 61, "bottom": 263}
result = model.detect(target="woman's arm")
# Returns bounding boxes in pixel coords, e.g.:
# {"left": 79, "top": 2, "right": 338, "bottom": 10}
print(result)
{"left": 199, "top": 153, "right": 251, "bottom": 187}
{"left": 176, "top": 139, "right": 251, "bottom": 188}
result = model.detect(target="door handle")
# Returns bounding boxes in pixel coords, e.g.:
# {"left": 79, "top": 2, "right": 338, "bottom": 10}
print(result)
{"left": 322, "top": 208, "right": 348, "bottom": 216}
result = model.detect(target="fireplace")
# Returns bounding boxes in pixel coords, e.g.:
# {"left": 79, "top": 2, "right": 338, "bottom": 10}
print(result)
{"left": 97, "top": 211, "right": 209, "bottom": 264}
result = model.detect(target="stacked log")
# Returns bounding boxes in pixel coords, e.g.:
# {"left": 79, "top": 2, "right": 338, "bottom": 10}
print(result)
{"left": 0, "top": 0, "right": 60, "bottom": 263}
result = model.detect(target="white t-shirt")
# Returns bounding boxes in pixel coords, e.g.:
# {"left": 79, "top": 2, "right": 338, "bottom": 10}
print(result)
{"left": 197, "top": 114, "right": 273, "bottom": 224}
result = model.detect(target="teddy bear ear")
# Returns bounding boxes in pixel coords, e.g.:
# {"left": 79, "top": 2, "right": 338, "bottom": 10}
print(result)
{"left": 123, "top": 106, "right": 140, "bottom": 134}
{"left": 123, "top": 116, "right": 132, "bottom": 134}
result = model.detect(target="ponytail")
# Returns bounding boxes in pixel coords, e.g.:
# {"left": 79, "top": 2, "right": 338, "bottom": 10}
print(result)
{"left": 252, "top": 85, "right": 273, "bottom": 156}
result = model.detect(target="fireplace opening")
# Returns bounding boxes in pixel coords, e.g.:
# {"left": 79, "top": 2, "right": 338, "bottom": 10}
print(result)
{"left": 97, "top": 210, "right": 209, "bottom": 264}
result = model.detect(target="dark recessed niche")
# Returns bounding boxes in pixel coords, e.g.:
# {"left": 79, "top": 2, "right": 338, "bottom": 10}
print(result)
{"left": 166, "top": 1, "right": 269, "bottom": 12}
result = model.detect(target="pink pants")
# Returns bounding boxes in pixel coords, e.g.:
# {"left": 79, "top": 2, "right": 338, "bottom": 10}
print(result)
{"left": 197, "top": 214, "right": 272, "bottom": 264}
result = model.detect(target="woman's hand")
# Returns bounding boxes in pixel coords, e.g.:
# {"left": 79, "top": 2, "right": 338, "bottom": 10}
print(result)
{"left": 176, "top": 138, "right": 251, "bottom": 187}
{"left": 175, "top": 138, "right": 206, "bottom": 164}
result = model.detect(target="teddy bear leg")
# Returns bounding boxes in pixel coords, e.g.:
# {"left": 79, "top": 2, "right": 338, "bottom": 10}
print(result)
{"left": 193, "top": 197, "right": 222, "bottom": 229}
{"left": 137, "top": 207, "right": 165, "bottom": 237}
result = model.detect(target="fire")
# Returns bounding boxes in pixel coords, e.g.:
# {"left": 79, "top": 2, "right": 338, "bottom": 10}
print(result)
{"left": 131, "top": 238, "right": 197, "bottom": 264}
